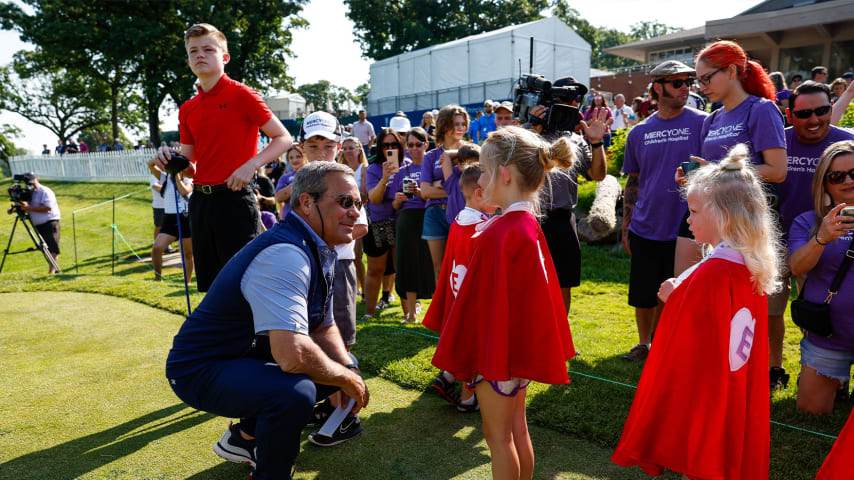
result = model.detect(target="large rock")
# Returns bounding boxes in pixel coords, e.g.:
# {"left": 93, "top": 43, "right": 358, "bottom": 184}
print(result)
{"left": 588, "top": 174, "right": 621, "bottom": 234}
{"left": 578, "top": 214, "right": 622, "bottom": 245}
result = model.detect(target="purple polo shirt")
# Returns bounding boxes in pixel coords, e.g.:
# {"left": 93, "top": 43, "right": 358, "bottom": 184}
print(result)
{"left": 778, "top": 126, "right": 854, "bottom": 241}
{"left": 443, "top": 166, "right": 465, "bottom": 225}
{"left": 700, "top": 96, "right": 786, "bottom": 164}
{"left": 367, "top": 159, "right": 409, "bottom": 221}
{"left": 789, "top": 212, "right": 854, "bottom": 351}
{"left": 622, "top": 108, "right": 708, "bottom": 241}
{"left": 420, "top": 148, "right": 448, "bottom": 209}
{"left": 391, "top": 160, "right": 426, "bottom": 211}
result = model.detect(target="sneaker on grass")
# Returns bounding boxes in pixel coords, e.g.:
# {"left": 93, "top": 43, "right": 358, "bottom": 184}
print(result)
{"left": 429, "top": 372, "right": 459, "bottom": 404}
{"left": 307, "top": 413, "right": 363, "bottom": 447}
{"left": 304, "top": 398, "right": 335, "bottom": 429}
{"left": 213, "top": 421, "right": 256, "bottom": 468}
{"left": 769, "top": 366, "right": 790, "bottom": 390}
{"left": 621, "top": 343, "right": 650, "bottom": 362}
{"left": 456, "top": 393, "right": 479, "bottom": 413}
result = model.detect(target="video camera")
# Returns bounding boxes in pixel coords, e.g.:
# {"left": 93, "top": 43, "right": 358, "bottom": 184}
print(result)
{"left": 8, "top": 173, "right": 35, "bottom": 206}
{"left": 513, "top": 74, "right": 587, "bottom": 133}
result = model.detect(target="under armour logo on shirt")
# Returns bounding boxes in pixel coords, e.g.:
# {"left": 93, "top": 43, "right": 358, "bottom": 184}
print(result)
{"left": 219, "top": 104, "right": 227, "bottom": 109}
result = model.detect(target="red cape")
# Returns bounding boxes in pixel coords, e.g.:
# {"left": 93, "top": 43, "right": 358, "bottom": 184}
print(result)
{"left": 423, "top": 220, "right": 481, "bottom": 333}
{"left": 816, "top": 408, "right": 854, "bottom": 479}
{"left": 612, "top": 256, "right": 769, "bottom": 479}
{"left": 430, "top": 210, "right": 575, "bottom": 385}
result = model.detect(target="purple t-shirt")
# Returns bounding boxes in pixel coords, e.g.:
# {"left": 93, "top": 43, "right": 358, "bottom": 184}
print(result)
{"left": 391, "top": 160, "right": 426, "bottom": 211}
{"left": 421, "top": 148, "right": 448, "bottom": 209}
{"left": 275, "top": 171, "right": 296, "bottom": 192}
{"left": 779, "top": 126, "right": 854, "bottom": 241}
{"left": 367, "top": 160, "right": 407, "bottom": 222}
{"left": 789, "top": 212, "right": 854, "bottom": 351}
{"left": 700, "top": 96, "right": 786, "bottom": 164}
{"left": 443, "top": 166, "right": 465, "bottom": 225}
{"left": 622, "top": 108, "right": 708, "bottom": 241}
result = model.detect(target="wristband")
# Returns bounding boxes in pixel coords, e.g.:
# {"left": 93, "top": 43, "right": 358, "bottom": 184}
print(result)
{"left": 590, "top": 141, "right": 604, "bottom": 149}
{"left": 815, "top": 234, "right": 828, "bottom": 246}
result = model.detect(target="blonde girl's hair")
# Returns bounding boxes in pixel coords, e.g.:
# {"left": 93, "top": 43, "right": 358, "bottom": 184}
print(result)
{"left": 685, "top": 143, "right": 780, "bottom": 295}
{"left": 811, "top": 140, "right": 854, "bottom": 234}
{"left": 480, "top": 126, "right": 557, "bottom": 211}
{"left": 339, "top": 137, "right": 368, "bottom": 167}
{"left": 435, "top": 105, "right": 469, "bottom": 145}
{"left": 421, "top": 111, "right": 435, "bottom": 128}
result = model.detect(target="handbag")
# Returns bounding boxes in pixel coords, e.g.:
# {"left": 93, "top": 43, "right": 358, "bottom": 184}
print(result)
{"left": 790, "top": 235, "right": 854, "bottom": 338}
{"left": 365, "top": 205, "right": 395, "bottom": 248}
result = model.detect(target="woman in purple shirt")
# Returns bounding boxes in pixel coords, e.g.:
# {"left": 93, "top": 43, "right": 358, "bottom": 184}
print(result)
{"left": 420, "top": 105, "right": 469, "bottom": 283}
{"left": 392, "top": 127, "right": 435, "bottom": 323}
{"left": 789, "top": 140, "right": 854, "bottom": 414}
{"left": 364, "top": 129, "right": 406, "bottom": 317}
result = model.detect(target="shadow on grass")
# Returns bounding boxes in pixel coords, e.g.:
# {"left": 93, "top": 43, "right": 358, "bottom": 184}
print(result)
{"left": 0, "top": 404, "right": 214, "bottom": 479}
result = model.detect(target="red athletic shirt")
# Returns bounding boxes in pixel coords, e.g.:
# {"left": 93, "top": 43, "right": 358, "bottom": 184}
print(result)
{"left": 179, "top": 74, "right": 273, "bottom": 185}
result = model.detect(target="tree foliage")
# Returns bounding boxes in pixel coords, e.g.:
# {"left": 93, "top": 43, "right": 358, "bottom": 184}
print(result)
{"left": 0, "top": 124, "right": 21, "bottom": 176}
{"left": 0, "top": 66, "right": 111, "bottom": 144}
{"left": 0, "top": 0, "right": 307, "bottom": 146}
{"left": 344, "top": 0, "right": 548, "bottom": 61}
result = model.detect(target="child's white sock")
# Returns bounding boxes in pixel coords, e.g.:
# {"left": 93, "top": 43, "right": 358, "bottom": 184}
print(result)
{"left": 459, "top": 394, "right": 476, "bottom": 406}
{"left": 441, "top": 371, "right": 455, "bottom": 383}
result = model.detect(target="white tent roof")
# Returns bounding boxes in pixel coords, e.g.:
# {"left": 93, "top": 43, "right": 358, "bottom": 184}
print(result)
{"left": 368, "top": 17, "right": 591, "bottom": 115}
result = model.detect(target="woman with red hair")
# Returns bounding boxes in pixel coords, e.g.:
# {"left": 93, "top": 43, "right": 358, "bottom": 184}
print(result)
{"left": 693, "top": 40, "right": 786, "bottom": 177}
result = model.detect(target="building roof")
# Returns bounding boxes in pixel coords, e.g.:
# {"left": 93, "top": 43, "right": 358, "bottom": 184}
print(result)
{"left": 603, "top": 26, "right": 705, "bottom": 62}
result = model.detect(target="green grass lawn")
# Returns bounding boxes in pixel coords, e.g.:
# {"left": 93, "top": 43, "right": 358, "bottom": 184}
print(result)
{"left": 1, "top": 180, "right": 851, "bottom": 479}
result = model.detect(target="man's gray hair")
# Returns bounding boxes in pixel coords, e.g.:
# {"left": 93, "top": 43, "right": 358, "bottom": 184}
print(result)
{"left": 290, "top": 161, "right": 354, "bottom": 208}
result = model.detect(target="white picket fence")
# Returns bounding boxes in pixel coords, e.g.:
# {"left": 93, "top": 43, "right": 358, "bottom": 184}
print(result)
{"left": 9, "top": 149, "right": 155, "bottom": 182}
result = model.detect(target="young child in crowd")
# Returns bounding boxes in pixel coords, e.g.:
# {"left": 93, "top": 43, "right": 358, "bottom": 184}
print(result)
{"left": 424, "top": 164, "right": 493, "bottom": 413}
{"left": 441, "top": 143, "right": 481, "bottom": 225}
{"left": 431, "top": 126, "right": 576, "bottom": 479}
{"left": 612, "top": 144, "right": 780, "bottom": 479}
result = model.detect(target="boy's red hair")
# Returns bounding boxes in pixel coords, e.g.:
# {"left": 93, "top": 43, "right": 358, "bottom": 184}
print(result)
{"left": 696, "top": 40, "right": 775, "bottom": 101}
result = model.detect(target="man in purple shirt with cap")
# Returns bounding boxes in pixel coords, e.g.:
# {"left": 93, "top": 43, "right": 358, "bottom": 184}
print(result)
{"left": 620, "top": 60, "right": 708, "bottom": 362}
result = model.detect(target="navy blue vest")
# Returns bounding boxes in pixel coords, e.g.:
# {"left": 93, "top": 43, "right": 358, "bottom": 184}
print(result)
{"left": 166, "top": 213, "right": 333, "bottom": 378}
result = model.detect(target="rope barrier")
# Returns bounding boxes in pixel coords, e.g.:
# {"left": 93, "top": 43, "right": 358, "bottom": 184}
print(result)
{"left": 110, "top": 224, "right": 178, "bottom": 284}
{"left": 71, "top": 188, "right": 149, "bottom": 214}
{"left": 357, "top": 317, "right": 839, "bottom": 441}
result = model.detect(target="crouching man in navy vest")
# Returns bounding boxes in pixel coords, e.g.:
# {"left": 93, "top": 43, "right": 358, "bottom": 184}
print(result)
{"left": 165, "top": 161, "right": 369, "bottom": 480}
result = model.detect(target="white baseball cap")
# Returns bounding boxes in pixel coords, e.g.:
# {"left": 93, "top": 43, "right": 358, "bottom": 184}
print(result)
{"left": 299, "top": 111, "right": 343, "bottom": 143}
{"left": 389, "top": 115, "right": 411, "bottom": 132}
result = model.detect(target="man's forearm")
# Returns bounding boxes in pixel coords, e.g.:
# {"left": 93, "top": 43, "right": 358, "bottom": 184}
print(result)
{"left": 311, "top": 324, "right": 352, "bottom": 365}
{"left": 589, "top": 146, "right": 607, "bottom": 181}
{"left": 622, "top": 174, "right": 639, "bottom": 228}
{"left": 272, "top": 330, "right": 352, "bottom": 387}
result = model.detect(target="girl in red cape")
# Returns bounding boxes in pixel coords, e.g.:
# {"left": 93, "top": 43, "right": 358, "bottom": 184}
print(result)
{"left": 431, "top": 126, "right": 576, "bottom": 480}
{"left": 816, "top": 407, "right": 854, "bottom": 479}
{"left": 612, "top": 144, "right": 781, "bottom": 480}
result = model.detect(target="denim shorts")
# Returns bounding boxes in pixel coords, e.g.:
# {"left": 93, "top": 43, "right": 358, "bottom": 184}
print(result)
{"left": 421, "top": 205, "right": 450, "bottom": 240}
{"left": 799, "top": 336, "right": 854, "bottom": 382}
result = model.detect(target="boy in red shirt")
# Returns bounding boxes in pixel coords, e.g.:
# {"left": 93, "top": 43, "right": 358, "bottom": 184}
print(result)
{"left": 149, "top": 23, "right": 291, "bottom": 291}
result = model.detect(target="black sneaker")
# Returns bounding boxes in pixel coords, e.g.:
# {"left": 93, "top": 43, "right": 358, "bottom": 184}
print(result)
{"left": 456, "top": 393, "right": 479, "bottom": 413}
{"left": 429, "top": 373, "right": 459, "bottom": 404}
{"left": 307, "top": 413, "right": 363, "bottom": 446}
{"left": 304, "top": 399, "right": 335, "bottom": 429}
{"left": 213, "top": 421, "right": 256, "bottom": 468}
{"left": 770, "top": 367, "right": 790, "bottom": 390}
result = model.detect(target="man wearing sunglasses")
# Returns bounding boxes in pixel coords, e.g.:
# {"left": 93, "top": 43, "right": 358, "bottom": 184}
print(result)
{"left": 620, "top": 60, "right": 709, "bottom": 362}
{"left": 768, "top": 81, "right": 854, "bottom": 389}
{"left": 166, "top": 161, "right": 370, "bottom": 480}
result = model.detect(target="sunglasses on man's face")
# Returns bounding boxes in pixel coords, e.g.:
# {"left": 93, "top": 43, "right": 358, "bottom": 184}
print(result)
{"left": 657, "top": 78, "right": 696, "bottom": 89}
{"left": 825, "top": 168, "right": 854, "bottom": 185}
{"left": 333, "top": 194, "right": 362, "bottom": 210}
{"left": 791, "top": 105, "right": 832, "bottom": 119}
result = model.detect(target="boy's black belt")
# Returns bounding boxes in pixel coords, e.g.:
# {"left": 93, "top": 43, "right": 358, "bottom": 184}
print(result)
{"left": 196, "top": 183, "right": 230, "bottom": 195}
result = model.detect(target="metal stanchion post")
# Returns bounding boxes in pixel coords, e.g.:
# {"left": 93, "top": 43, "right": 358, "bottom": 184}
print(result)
{"left": 73, "top": 212, "right": 78, "bottom": 273}
{"left": 111, "top": 195, "right": 115, "bottom": 275}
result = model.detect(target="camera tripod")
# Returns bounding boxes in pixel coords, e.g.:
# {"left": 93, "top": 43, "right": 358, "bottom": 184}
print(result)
{"left": 0, "top": 207, "right": 62, "bottom": 274}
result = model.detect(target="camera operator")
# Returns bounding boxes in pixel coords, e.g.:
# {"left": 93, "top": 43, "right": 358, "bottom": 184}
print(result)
{"left": 525, "top": 76, "right": 608, "bottom": 314}
{"left": 7, "top": 173, "right": 61, "bottom": 273}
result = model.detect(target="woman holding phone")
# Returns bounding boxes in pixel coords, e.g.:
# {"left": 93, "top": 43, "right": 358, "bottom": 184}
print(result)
{"left": 364, "top": 128, "right": 407, "bottom": 317}
{"left": 420, "top": 105, "right": 470, "bottom": 284}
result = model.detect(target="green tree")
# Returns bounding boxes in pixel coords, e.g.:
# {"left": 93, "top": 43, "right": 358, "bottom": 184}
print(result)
{"left": 630, "top": 21, "right": 682, "bottom": 41}
{"left": 331, "top": 86, "right": 356, "bottom": 116}
{"left": 344, "top": 0, "right": 547, "bottom": 60}
{"left": 354, "top": 82, "right": 370, "bottom": 109}
{"left": 592, "top": 28, "right": 639, "bottom": 70}
{"left": 0, "top": 66, "right": 111, "bottom": 145}
{"left": 297, "top": 80, "right": 332, "bottom": 112}
{"left": 550, "top": 1, "right": 597, "bottom": 51}
{"left": 0, "top": 124, "right": 21, "bottom": 176}
{"left": 0, "top": 0, "right": 308, "bottom": 147}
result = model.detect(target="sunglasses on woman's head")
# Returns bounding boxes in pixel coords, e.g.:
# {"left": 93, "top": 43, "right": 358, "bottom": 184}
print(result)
{"left": 791, "top": 105, "right": 832, "bottom": 119}
{"left": 657, "top": 78, "right": 696, "bottom": 89}
{"left": 381, "top": 142, "right": 400, "bottom": 149}
{"left": 825, "top": 168, "right": 854, "bottom": 185}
